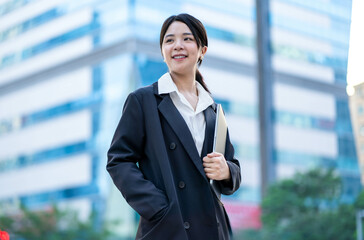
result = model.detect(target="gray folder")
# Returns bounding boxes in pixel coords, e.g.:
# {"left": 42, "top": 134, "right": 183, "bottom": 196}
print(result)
{"left": 212, "top": 104, "right": 227, "bottom": 155}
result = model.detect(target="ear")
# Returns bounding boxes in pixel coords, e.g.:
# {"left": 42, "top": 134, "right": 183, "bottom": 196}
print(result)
{"left": 200, "top": 46, "right": 208, "bottom": 58}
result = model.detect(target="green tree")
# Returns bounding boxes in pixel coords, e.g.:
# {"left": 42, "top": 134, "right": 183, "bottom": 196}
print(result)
{"left": 0, "top": 204, "right": 117, "bottom": 240}
{"left": 236, "top": 168, "right": 360, "bottom": 240}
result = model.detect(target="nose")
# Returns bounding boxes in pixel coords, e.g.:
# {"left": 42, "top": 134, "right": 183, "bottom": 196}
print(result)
{"left": 174, "top": 39, "right": 184, "bottom": 50}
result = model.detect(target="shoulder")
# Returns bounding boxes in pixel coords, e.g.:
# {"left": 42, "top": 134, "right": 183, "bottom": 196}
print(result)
{"left": 131, "top": 83, "right": 155, "bottom": 97}
{"left": 127, "top": 84, "right": 153, "bottom": 99}
{"left": 132, "top": 73, "right": 169, "bottom": 98}
{"left": 127, "top": 83, "right": 157, "bottom": 106}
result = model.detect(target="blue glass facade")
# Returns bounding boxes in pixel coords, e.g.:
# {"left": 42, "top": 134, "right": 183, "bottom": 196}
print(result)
{"left": 270, "top": 0, "right": 358, "bottom": 203}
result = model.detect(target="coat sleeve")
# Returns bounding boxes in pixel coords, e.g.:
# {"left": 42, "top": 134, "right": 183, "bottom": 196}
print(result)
{"left": 107, "top": 92, "right": 169, "bottom": 221}
{"left": 217, "top": 130, "right": 241, "bottom": 195}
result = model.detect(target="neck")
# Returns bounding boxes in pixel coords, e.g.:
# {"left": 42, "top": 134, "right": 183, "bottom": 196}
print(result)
{"left": 170, "top": 71, "right": 197, "bottom": 94}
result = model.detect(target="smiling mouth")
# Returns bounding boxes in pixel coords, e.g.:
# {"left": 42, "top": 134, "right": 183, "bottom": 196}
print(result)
{"left": 172, "top": 55, "right": 187, "bottom": 59}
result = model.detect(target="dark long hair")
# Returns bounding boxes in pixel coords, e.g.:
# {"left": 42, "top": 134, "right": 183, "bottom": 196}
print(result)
{"left": 160, "top": 13, "right": 210, "bottom": 93}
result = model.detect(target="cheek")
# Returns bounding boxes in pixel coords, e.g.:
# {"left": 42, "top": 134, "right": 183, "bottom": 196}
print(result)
{"left": 189, "top": 46, "right": 200, "bottom": 57}
{"left": 161, "top": 45, "right": 171, "bottom": 55}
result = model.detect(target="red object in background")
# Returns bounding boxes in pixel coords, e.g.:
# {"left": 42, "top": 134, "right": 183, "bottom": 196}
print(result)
{"left": 0, "top": 230, "right": 9, "bottom": 240}
{"left": 223, "top": 200, "right": 262, "bottom": 230}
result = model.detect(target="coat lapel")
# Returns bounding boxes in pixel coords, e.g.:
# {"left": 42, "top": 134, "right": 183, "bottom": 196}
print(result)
{"left": 154, "top": 83, "right": 209, "bottom": 181}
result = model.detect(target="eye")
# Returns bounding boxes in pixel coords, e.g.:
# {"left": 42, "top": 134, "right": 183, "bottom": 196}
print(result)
{"left": 184, "top": 37, "right": 193, "bottom": 41}
{"left": 165, "top": 38, "right": 173, "bottom": 43}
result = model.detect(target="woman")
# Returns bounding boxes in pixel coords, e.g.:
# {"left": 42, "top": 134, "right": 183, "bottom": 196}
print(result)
{"left": 107, "top": 13, "right": 241, "bottom": 240}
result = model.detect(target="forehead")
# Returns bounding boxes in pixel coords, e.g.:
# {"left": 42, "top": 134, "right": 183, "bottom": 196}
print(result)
{"left": 164, "top": 21, "right": 192, "bottom": 36}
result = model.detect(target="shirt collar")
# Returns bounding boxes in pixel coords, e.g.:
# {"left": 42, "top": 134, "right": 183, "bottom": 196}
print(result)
{"left": 158, "top": 72, "right": 214, "bottom": 113}
{"left": 158, "top": 72, "right": 178, "bottom": 94}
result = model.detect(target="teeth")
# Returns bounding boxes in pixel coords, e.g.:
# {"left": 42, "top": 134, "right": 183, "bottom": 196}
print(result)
{"left": 173, "top": 56, "right": 186, "bottom": 59}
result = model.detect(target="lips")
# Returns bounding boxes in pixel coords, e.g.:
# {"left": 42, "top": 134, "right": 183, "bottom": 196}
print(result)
{"left": 172, "top": 54, "right": 187, "bottom": 59}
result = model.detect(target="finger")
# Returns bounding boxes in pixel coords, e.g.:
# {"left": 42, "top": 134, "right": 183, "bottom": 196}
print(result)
{"left": 213, "top": 156, "right": 225, "bottom": 165}
{"left": 207, "top": 152, "right": 218, "bottom": 158}
{"left": 203, "top": 162, "right": 215, "bottom": 168}
{"left": 208, "top": 157, "right": 222, "bottom": 164}
{"left": 203, "top": 156, "right": 214, "bottom": 163}
{"left": 206, "top": 172, "right": 215, "bottom": 179}
{"left": 203, "top": 157, "right": 215, "bottom": 164}
{"left": 204, "top": 167, "right": 214, "bottom": 173}
{"left": 203, "top": 162, "right": 211, "bottom": 168}
{"left": 203, "top": 161, "right": 212, "bottom": 166}
{"left": 205, "top": 165, "right": 220, "bottom": 173}
{"left": 203, "top": 161, "right": 218, "bottom": 168}
{"left": 210, "top": 151, "right": 223, "bottom": 156}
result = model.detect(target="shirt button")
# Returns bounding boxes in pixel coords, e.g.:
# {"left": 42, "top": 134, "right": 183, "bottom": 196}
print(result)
{"left": 183, "top": 221, "right": 190, "bottom": 229}
{"left": 169, "top": 142, "right": 176, "bottom": 150}
{"left": 178, "top": 181, "right": 186, "bottom": 189}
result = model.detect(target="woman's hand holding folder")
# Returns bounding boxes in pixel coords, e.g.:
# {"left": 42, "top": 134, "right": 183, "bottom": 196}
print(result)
{"left": 202, "top": 152, "right": 231, "bottom": 181}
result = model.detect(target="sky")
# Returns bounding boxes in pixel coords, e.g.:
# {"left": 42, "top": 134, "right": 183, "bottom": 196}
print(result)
{"left": 346, "top": 0, "right": 364, "bottom": 94}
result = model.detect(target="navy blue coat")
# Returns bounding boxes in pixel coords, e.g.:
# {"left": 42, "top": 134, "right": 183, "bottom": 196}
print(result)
{"left": 107, "top": 82, "right": 241, "bottom": 240}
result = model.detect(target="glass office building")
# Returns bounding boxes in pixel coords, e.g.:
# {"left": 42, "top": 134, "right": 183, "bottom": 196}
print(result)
{"left": 0, "top": 0, "right": 357, "bottom": 237}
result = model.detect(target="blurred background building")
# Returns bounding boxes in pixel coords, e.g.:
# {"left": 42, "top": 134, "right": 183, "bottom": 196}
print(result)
{"left": 0, "top": 0, "right": 358, "bottom": 238}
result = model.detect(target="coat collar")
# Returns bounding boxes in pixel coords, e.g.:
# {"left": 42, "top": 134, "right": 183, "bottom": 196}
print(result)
{"left": 153, "top": 81, "right": 217, "bottom": 182}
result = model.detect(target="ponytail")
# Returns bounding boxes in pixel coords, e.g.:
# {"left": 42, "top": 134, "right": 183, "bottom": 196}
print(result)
{"left": 196, "top": 68, "right": 210, "bottom": 93}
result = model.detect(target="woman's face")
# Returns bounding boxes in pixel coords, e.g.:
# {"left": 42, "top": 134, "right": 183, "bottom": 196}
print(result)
{"left": 161, "top": 21, "right": 206, "bottom": 77}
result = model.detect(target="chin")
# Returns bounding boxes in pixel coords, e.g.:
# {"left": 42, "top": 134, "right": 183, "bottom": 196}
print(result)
{"left": 170, "top": 69, "right": 189, "bottom": 76}
{"left": 170, "top": 66, "right": 195, "bottom": 75}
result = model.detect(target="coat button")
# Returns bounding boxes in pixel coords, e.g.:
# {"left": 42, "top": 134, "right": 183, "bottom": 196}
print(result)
{"left": 183, "top": 221, "right": 190, "bottom": 229}
{"left": 178, "top": 181, "right": 185, "bottom": 189}
{"left": 169, "top": 142, "right": 176, "bottom": 150}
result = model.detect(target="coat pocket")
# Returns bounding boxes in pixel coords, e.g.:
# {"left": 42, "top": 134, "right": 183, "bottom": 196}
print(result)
{"left": 136, "top": 203, "right": 187, "bottom": 240}
{"left": 137, "top": 203, "right": 171, "bottom": 239}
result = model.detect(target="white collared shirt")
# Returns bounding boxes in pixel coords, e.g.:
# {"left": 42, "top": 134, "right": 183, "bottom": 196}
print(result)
{"left": 158, "top": 73, "right": 214, "bottom": 156}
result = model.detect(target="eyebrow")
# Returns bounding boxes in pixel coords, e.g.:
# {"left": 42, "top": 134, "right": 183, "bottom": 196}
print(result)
{"left": 164, "top": 32, "right": 193, "bottom": 39}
